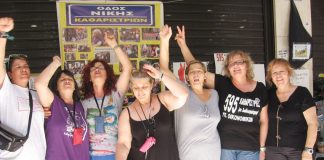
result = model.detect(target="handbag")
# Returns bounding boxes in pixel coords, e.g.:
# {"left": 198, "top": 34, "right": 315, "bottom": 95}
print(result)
{"left": 0, "top": 92, "right": 33, "bottom": 152}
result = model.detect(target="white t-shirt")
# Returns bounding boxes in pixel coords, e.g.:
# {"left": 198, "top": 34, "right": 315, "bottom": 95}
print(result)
{"left": 0, "top": 75, "right": 46, "bottom": 160}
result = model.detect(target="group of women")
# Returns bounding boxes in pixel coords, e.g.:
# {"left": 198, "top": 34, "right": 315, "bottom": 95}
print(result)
{"left": 0, "top": 17, "right": 318, "bottom": 160}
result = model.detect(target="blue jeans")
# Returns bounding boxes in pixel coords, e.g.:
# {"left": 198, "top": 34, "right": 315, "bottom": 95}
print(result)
{"left": 221, "top": 149, "right": 259, "bottom": 160}
{"left": 90, "top": 154, "right": 115, "bottom": 160}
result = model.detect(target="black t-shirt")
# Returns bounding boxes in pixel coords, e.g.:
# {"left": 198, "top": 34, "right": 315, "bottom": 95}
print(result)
{"left": 266, "top": 86, "right": 315, "bottom": 150}
{"left": 214, "top": 74, "right": 268, "bottom": 151}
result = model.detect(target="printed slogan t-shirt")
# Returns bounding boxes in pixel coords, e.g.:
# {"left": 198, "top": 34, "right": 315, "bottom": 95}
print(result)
{"left": 214, "top": 74, "right": 268, "bottom": 151}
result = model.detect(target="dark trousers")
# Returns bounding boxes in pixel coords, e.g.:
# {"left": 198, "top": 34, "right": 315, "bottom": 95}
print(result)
{"left": 266, "top": 146, "right": 302, "bottom": 160}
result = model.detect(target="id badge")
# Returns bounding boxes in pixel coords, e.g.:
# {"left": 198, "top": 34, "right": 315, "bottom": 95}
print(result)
{"left": 73, "top": 128, "right": 84, "bottom": 145}
{"left": 95, "top": 116, "right": 105, "bottom": 133}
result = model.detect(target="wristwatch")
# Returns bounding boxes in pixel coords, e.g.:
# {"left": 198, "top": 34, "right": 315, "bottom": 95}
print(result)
{"left": 304, "top": 147, "right": 314, "bottom": 154}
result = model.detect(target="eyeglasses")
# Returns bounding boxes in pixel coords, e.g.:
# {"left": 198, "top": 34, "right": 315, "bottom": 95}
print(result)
{"left": 228, "top": 60, "right": 246, "bottom": 68}
{"left": 90, "top": 66, "right": 105, "bottom": 72}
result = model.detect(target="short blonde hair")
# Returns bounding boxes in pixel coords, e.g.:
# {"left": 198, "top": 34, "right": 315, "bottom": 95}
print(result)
{"left": 130, "top": 71, "right": 154, "bottom": 86}
{"left": 266, "top": 58, "right": 294, "bottom": 86}
{"left": 223, "top": 50, "right": 254, "bottom": 81}
{"left": 185, "top": 60, "right": 207, "bottom": 75}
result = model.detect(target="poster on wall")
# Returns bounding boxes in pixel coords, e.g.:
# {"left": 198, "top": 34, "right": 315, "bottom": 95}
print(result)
{"left": 56, "top": 1, "right": 164, "bottom": 104}
{"left": 213, "top": 53, "right": 266, "bottom": 85}
{"left": 291, "top": 69, "right": 310, "bottom": 91}
{"left": 292, "top": 43, "right": 311, "bottom": 60}
{"left": 277, "top": 49, "right": 289, "bottom": 60}
{"left": 214, "top": 52, "right": 227, "bottom": 75}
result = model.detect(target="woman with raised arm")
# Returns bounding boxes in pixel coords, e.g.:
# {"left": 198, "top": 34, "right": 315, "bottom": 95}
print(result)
{"left": 0, "top": 17, "right": 46, "bottom": 160}
{"left": 35, "top": 56, "right": 89, "bottom": 160}
{"left": 81, "top": 32, "right": 132, "bottom": 160}
{"left": 265, "top": 59, "right": 317, "bottom": 160}
{"left": 116, "top": 64, "right": 189, "bottom": 160}
{"left": 175, "top": 26, "right": 268, "bottom": 160}
{"left": 159, "top": 25, "right": 221, "bottom": 160}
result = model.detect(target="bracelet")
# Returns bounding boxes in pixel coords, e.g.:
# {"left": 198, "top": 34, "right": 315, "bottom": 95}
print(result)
{"left": 112, "top": 45, "right": 119, "bottom": 50}
{"left": 160, "top": 72, "right": 164, "bottom": 80}
{"left": 0, "top": 32, "right": 14, "bottom": 40}
{"left": 260, "top": 146, "right": 266, "bottom": 152}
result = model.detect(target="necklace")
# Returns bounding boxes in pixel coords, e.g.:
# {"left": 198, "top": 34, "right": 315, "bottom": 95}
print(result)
{"left": 134, "top": 96, "right": 156, "bottom": 137}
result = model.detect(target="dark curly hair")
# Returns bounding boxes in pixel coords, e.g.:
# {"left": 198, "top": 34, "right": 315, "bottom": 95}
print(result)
{"left": 49, "top": 69, "right": 81, "bottom": 102}
{"left": 81, "top": 59, "right": 117, "bottom": 99}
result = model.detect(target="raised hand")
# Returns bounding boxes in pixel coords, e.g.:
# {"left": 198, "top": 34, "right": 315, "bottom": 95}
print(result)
{"left": 143, "top": 64, "right": 162, "bottom": 80}
{"left": 104, "top": 32, "right": 118, "bottom": 48}
{"left": 175, "top": 25, "right": 186, "bottom": 47}
{"left": 0, "top": 17, "right": 14, "bottom": 32}
{"left": 159, "top": 24, "right": 172, "bottom": 42}
{"left": 52, "top": 56, "right": 61, "bottom": 67}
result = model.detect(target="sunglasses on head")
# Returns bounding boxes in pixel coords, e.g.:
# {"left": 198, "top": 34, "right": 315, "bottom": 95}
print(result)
{"left": 8, "top": 54, "right": 28, "bottom": 59}
{"left": 6, "top": 54, "right": 28, "bottom": 70}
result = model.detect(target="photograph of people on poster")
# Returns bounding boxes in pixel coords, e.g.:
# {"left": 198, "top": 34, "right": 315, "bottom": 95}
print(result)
{"left": 141, "top": 44, "right": 160, "bottom": 58}
{"left": 62, "top": 27, "right": 87, "bottom": 42}
{"left": 78, "top": 44, "right": 91, "bottom": 52}
{"left": 91, "top": 28, "right": 118, "bottom": 47}
{"left": 94, "top": 47, "right": 118, "bottom": 64}
{"left": 142, "top": 28, "right": 160, "bottom": 40}
{"left": 95, "top": 51, "right": 110, "bottom": 63}
{"left": 65, "top": 60, "right": 87, "bottom": 74}
{"left": 79, "top": 53, "right": 89, "bottom": 60}
{"left": 64, "top": 44, "right": 77, "bottom": 52}
{"left": 120, "top": 44, "right": 138, "bottom": 58}
{"left": 65, "top": 52, "right": 76, "bottom": 61}
{"left": 120, "top": 28, "right": 140, "bottom": 42}
{"left": 292, "top": 43, "right": 311, "bottom": 60}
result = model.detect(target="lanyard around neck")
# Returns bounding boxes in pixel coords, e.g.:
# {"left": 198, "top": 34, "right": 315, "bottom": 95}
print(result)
{"left": 134, "top": 96, "right": 155, "bottom": 136}
{"left": 93, "top": 94, "right": 105, "bottom": 117}
{"left": 62, "top": 99, "right": 77, "bottom": 128}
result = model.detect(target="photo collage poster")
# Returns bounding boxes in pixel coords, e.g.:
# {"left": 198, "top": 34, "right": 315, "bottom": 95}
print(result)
{"left": 56, "top": 1, "right": 164, "bottom": 106}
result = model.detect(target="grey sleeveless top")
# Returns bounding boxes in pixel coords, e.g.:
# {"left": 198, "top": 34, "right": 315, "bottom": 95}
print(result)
{"left": 175, "top": 89, "right": 221, "bottom": 160}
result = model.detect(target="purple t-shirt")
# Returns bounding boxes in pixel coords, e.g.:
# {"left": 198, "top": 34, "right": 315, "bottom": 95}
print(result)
{"left": 45, "top": 95, "right": 90, "bottom": 160}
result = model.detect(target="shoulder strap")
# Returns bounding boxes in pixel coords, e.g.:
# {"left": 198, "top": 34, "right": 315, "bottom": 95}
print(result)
{"left": 25, "top": 91, "right": 33, "bottom": 139}
{"left": 156, "top": 94, "right": 162, "bottom": 103}
{"left": 126, "top": 107, "right": 131, "bottom": 118}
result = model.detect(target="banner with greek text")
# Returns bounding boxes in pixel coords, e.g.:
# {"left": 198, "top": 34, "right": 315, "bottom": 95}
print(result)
{"left": 57, "top": 1, "right": 163, "bottom": 104}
